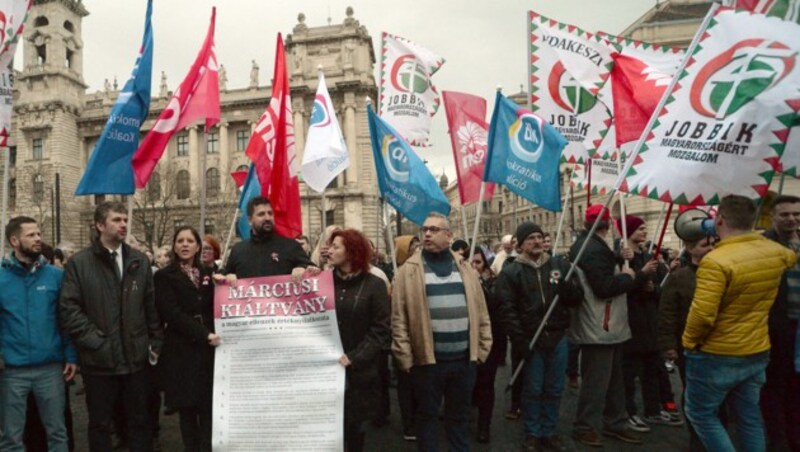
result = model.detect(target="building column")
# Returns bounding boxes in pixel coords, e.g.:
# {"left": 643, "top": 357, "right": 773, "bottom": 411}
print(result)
{"left": 188, "top": 126, "right": 199, "bottom": 192}
{"left": 293, "top": 97, "right": 305, "bottom": 171}
{"left": 219, "top": 121, "right": 229, "bottom": 191}
{"left": 343, "top": 92, "right": 358, "bottom": 186}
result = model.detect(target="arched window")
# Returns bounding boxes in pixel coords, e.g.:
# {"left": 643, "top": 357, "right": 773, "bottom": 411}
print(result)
{"left": 236, "top": 164, "right": 249, "bottom": 173}
{"left": 176, "top": 170, "right": 190, "bottom": 200}
{"left": 206, "top": 168, "right": 220, "bottom": 198}
{"left": 34, "top": 16, "right": 49, "bottom": 27}
{"left": 63, "top": 20, "right": 74, "bottom": 32}
{"left": 9, "top": 178, "right": 16, "bottom": 209}
{"left": 33, "top": 174, "right": 44, "bottom": 203}
{"left": 147, "top": 172, "right": 161, "bottom": 201}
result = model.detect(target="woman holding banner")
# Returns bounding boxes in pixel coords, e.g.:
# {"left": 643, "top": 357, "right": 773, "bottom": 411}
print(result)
{"left": 328, "top": 229, "right": 391, "bottom": 452}
{"left": 155, "top": 226, "right": 222, "bottom": 452}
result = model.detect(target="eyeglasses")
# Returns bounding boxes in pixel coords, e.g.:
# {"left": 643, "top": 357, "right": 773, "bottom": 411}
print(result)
{"left": 421, "top": 226, "right": 449, "bottom": 234}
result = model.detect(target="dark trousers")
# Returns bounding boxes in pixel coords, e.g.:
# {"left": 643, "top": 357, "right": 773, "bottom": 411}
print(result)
{"left": 393, "top": 357, "right": 416, "bottom": 433}
{"left": 574, "top": 343, "right": 628, "bottom": 434}
{"left": 622, "top": 350, "right": 663, "bottom": 417}
{"left": 412, "top": 360, "right": 476, "bottom": 452}
{"left": 510, "top": 346, "right": 523, "bottom": 411}
{"left": 178, "top": 406, "right": 212, "bottom": 452}
{"left": 566, "top": 340, "right": 580, "bottom": 379}
{"left": 656, "top": 352, "right": 676, "bottom": 405}
{"left": 83, "top": 370, "right": 153, "bottom": 452}
{"left": 375, "top": 351, "right": 391, "bottom": 424}
{"left": 344, "top": 415, "right": 365, "bottom": 452}
{"left": 473, "top": 340, "right": 503, "bottom": 430}
{"left": 760, "top": 341, "right": 800, "bottom": 452}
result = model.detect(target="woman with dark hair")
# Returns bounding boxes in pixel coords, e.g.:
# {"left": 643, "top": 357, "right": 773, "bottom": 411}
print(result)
{"left": 201, "top": 235, "right": 221, "bottom": 271}
{"left": 155, "top": 226, "right": 221, "bottom": 452}
{"left": 471, "top": 246, "right": 507, "bottom": 444}
{"left": 328, "top": 229, "right": 391, "bottom": 452}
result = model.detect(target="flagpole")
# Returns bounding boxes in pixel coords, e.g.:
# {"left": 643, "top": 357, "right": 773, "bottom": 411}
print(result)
{"left": 0, "top": 147, "right": 9, "bottom": 259}
{"left": 586, "top": 159, "right": 592, "bottom": 205}
{"left": 779, "top": 172, "right": 786, "bottom": 195}
{"left": 648, "top": 202, "right": 669, "bottom": 255}
{"left": 126, "top": 196, "right": 134, "bottom": 245}
{"left": 221, "top": 208, "right": 238, "bottom": 268}
{"left": 460, "top": 205, "right": 469, "bottom": 239}
{"left": 468, "top": 182, "right": 486, "bottom": 262}
{"left": 384, "top": 201, "right": 398, "bottom": 274}
{"left": 321, "top": 189, "right": 327, "bottom": 238}
{"left": 552, "top": 171, "right": 573, "bottom": 257}
{"left": 200, "top": 129, "right": 208, "bottom": 238}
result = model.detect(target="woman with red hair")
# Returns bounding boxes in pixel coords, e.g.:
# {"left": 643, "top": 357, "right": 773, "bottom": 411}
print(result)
{"left": 328, "top": 229, "right": 390, "bottom": 452}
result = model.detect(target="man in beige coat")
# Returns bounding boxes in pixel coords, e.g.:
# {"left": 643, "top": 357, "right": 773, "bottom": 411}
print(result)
{"left": 392, "top": 212, "right": 492, "bottom": 451}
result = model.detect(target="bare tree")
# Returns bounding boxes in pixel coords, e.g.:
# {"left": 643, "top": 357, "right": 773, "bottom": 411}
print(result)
{"left": 131, "top": 166, "right": 181, "bottom": 253}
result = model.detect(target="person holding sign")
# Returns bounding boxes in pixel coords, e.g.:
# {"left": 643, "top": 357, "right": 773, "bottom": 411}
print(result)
{"left": 154, "top": 226, "right": 221, "bottom": 452}
{"left": 328, "top": 229, "right": 391, "bottom": 452}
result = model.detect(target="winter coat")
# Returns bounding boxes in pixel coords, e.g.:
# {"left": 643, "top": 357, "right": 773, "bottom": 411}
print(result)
{"left": 333, "top": 271, "right": 391, "bottom": 424}
{"left": 60, "top": 241, "right": 163, "bottom": 376}
{"left": 763, "top": 228, "right": 799, "bottom": 363}
{"left": 394, "top": 235, "right": 417, "bottom": 267}
{"left": 154, "top": 263, "right": 215, "bottom": 409}
{"left": 624, "top": 251, "right": 667, "bottom": 354}
{"left": 496, "top": 255, "right": 583, "bottom": 354}
{"left": 478, "top": 273, "right": 506, "bottom": 358}
{"left": 682, "top": 233, "right": 796, "bottom": 355}
{"left": 224, "top": 232, "right": 313, "bottom": 278}
{"left": 0, "top": 254, "right": 77, "bottom": 367}
{"left": 391, "top": 250, "right": 492, "bottom": 371}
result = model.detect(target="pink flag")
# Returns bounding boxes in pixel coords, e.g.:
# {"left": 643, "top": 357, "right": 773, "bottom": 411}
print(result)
{"left": 611, "top": 54, "right": 672, "bottom": 147}
{"left": 244, "top": 34, "right": 302, "bottom": 238}
{"left": 442, "top": 91, "right": 495, "bottom": 205}
{"left": 230, "top": 170, "right": 248, "bottom": 189}
{"left": 131, "top": 8, "right": 220, "bottom": 188}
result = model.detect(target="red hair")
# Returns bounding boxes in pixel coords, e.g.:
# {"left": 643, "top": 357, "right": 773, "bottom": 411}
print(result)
{"left": 330, "top": 229, "right": 373, "bottom": 274}
{"left": 204, "top": 235, "right": 221, "bottom": 260}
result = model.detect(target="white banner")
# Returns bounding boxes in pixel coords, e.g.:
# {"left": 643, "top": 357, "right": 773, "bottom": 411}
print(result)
{"left": 212, "top": 272, "right": 344, "bottom": 451}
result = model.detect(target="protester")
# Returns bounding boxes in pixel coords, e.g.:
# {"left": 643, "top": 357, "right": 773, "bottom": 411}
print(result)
{"left": 201, "top": 235, "right": 221, "bottom": 271}
{"left": 497, "top": 222, "right": 583, "bottom": 451}
{"left": 54, "top": 248, "right": 67, "bottom": 268}
{"left": 450, "top": 239, "right": 469, "bottom": 262}
{"left": 0, "top": 217, "right": 77, "bottom": 451}
{"left": 658, "top": 236, "right": 716, "bottom": 451}
{"left": 542, "top": 232, "right": 552, "bottom": 256}
{"left": 470, "top": 246, "right": 507, "bottom": 444}
{"left": 490, "top": 234, "right": 514, "bottom": 274}
{"left": 59, "top": 201, "right": 164, "bottom": 452}
{"left": 760, "top": 195, "right": 800, "bottom": 451}
{"left": 311, "top": 225, "right": 343, "bottom": 269}
{"left": 155, "top": 226, "right": 221, "bottom": 452}
{"left": 392, "top": 213, "right": 492, "bottom": 452}
{"left": 224, "top": 197, "right": 318, "bottom": 279}
{"left": 568, "top": 204, "right": 657, "bottom": 447}
{"left": 683, "top": 195, "right": 796, "bottom": 451}
{"left": 328, "top": 229, "right": 391, "bottom": 452}
{"left": 296, "top": 235, "right": 312, "bottom": 256}
{"left": 154, "top": 245, "right": 171, "bottom": 270}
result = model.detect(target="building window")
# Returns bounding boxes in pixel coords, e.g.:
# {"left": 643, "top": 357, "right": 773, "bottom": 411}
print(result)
{"left": 8, "top": 178, "right": 15, "bottom": 209}
{"left": 174, "top": 218, "right": 185, "bottom": 232}
{"left": 176, "top": 170, "right": 190, "bottom": 200}
{"left": 236, "top": 164, "right": 248, "bottom": 173}
{"left": 66, "top": 48, "right": 73, "bottom": 69}
{"left": 206, "top": 168, "right": 220, "bottom": 198}
{"left": 9, "top": 146, "right": 16, "bottom": 167}
{"left": 147, "top": 172, "right": 161, "bottom": 201}
{"left": 236, "top": 130, "right": 249, "bottom": 151}
{"left": 63, "top": 20, "right": 74, "bottom": 32}
{"left": 36, "top": 45, "right": 46, "bottom": 65}
{"left": 94, "top": 194, "right": 105, "bottom": 205}
{"left": 32, "top": 138, "right": 44, "bottom": 160}
{"left": 34, "top": 16, "right": 49, "bottom": 27}
{"left": 32, "top": 174, "right": 44, "bottom": 203}
{"left": 204, "top": 219, "right": 215, "bottom": 236}
{"left": 176, "top": 134, "right": 188, "bottom": 157}
{"left": 206, "top": 132, "right": 219, "bottom": 154}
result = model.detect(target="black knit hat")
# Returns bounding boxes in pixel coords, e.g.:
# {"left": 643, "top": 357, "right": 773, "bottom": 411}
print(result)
{"left": 515, "top": 222, "right": 544, "bottom": 244}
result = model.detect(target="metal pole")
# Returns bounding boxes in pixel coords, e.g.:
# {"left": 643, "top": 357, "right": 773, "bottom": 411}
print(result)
{"left": 0, "top": 147, "right": 7, "bottom": 260}
{"left": 553, "top": 185, "right": 571, "bottom": 257}
{"left": 321, "top": 190, "right": 327, "bottom": 236}
{"left": 126, "top": 196, "right": 134, "bottom": 245}
{"left": 55, "top": 172, "right": 61, "bottom": 244}
{"left": 468, "top": 182, "right": 487, "bottom": 262}
{"left": 779, "top": 172, "right": 786, "bottom": 195}
{"left": 384, "top": 201, "right": 398, "bottom": 273}
{"left": 221, "top": 208, "right": 238, "bottom": 268}
{"left": 200, "top": 130, "right": 208, "bottom": 238}
{"left": 648, "top": 202, "right": 669, "bottom": 255}
{"left": 50, "top": 186, "right": 55, "bottom": 243}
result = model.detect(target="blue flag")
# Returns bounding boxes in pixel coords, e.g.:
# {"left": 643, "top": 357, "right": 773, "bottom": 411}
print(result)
{"left": 483, "top": 91, "right": 567, "bottom": 212}
{"left": 368, "top": 106, "right": 450, "bottom": 225}
{"left": 237, "top": 165, "right": 261, "bottom": 240}
{"left": 75, "top": 0, "right": 153, "bottom": 195}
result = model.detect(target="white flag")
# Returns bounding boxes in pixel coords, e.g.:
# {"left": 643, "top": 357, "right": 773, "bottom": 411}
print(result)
{"left": 301, "top": 73, "right": 350, "bottom": 193}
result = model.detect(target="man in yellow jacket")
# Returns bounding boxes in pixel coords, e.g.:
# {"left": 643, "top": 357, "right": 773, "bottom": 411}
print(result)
{"left": 683, "top": 195, "right": 796, "bottom": 452}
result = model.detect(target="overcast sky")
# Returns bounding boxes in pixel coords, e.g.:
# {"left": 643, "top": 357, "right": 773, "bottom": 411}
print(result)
{"left": 23, "top": 0, "right": 654, "bottom": 179}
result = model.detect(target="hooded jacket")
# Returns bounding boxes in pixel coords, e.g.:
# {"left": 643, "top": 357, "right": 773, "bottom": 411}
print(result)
{"left": 394, "top": 235, "right": 417, "bottom": 267}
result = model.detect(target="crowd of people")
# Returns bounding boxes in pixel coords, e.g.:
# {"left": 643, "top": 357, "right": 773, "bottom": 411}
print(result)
{"left": 0, "top": 193, "right": 798, "bottom": 452}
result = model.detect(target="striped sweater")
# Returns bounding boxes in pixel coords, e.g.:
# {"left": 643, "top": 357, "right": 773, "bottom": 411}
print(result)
{"left": 423, "top": 253, "right": 470, "bottom": 361}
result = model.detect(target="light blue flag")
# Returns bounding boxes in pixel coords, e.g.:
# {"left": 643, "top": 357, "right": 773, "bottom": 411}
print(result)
{"left": 237, "top": 165, "right": 261, "bottom": 240}
{"left": 75, "top": 0, "right": 153, "bottom": 195}
{"left": 368, "top": 105, "right": 451, "bottom": 225}
{"left": 483, "top": 91, "right": 567, "bottom": 212}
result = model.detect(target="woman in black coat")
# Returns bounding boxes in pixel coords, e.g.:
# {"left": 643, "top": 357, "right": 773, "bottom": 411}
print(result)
{"left": 155, "top": 226, "right": 221, "bottom": 452}
{"left": 328, "top": 229, "right": 391, "bottom": 452}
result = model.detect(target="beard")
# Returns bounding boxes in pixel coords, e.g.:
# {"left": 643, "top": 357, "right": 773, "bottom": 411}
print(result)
{"left": 252, "top": 220, "right": 274, "bottom": 238}
{"left": 18, "top": 243, "right": 41, "bottom": 261}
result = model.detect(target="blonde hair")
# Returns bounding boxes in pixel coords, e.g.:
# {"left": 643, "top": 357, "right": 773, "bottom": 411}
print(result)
{"left": 311, "top": 225, "right": 342, "bottom": 267}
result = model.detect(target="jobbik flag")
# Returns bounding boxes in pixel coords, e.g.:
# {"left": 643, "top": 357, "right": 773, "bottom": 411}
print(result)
{"left": 131, "top": 7, "right": 220, "bottom": 189}
{"left": 528, "top": 10, "right": 616, "bottom": 164}
{"left": 0, "top": 0, "right": 32, "bottom": 147}
{"left": 618, "top": 7, "right": 800, "bottom": 205}
{"left": 442, "top": 91, "right": 495, "bottom": 205}
{"left": 368, "top": 105, "right": 450, "bottom": 225}
{"left": 379, "top": 33, "right": 444, "bottom": 147}
{"left": 484, "top": 91, "right": 568, "bottom": 212}
{"left": 730, "top": 0, "right": 800, "bottom": 23}
{"left": 779, "top": 122, "right": 800, "bottom": 177}
{"left": 569, "top": 160, "right": 619, "bottom": 196}
{"left": 76, "top": 0, "right": 153, "bottom": 195}
{"left": 301, "top": 72, "right": 349, "bottom": 193}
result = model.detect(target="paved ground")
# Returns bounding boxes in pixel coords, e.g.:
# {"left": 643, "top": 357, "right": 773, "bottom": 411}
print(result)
{"left": 66, "top": 359, "right": 690, "bottom": 451}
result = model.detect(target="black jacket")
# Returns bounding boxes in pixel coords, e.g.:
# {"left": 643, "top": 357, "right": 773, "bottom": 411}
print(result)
{"left": 763, "top": 228, "right": 798, "bottom": 361}
{"left": 624, "top": 250, "right": 667, "bottom": 354}
{"left": 224, "top": 232, "right": 314, "bottom": 278}
{"left": 154, "top": 263, "right": 215, "bottom": 409}
{"left": 59, "top": 241, "right": 163, "bottom": 376}
{"left": 496, "top": 255, "right": 583, "bottom": 352}
{"left": 569, "top": 231, "right": 644, "bottom": 299}
{"left": 333, "top": 271, "right": 390, "bottom": 423}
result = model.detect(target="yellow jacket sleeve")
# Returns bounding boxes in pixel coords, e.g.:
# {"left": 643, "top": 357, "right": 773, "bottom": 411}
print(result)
{"left": 682, "top": 257, "right": 727, "bottom": 351}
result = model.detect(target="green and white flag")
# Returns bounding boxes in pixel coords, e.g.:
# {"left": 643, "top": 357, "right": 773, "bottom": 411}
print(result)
{"left": 618, "top": 7, "right": 800, "bottom": 205}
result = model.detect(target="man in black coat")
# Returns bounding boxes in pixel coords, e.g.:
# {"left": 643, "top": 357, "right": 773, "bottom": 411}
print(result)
{"left": 60, "top": 202, "right": 163, "bottom": 452}
{"left": 224, "top": 197, "right": 318, "bottom": 279}
{"left": 496, "top": 222, "right": 583, "bottom": 452}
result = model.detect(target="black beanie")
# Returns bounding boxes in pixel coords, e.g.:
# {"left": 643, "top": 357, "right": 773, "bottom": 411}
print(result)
{"left": 515, "top": 222, "right": 544, "bottom": 245}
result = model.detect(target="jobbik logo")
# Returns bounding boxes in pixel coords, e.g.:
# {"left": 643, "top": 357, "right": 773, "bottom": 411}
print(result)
{"left": 509, "top": 111, "right": 546, "bottom": 163}
{"left": 391, "top": 54, "right": 430, "bottom": 94}
{"left": 381, "top": 135, "right": 410, "bottom": 182}
{"left": 309, "top": 94, "right": 332, "bottom": 128}
{"left": 691, "top": 39, "right": 796, "bottom": 120}
{"left": 548, "top": 61, "right": 598, "bottom": 114}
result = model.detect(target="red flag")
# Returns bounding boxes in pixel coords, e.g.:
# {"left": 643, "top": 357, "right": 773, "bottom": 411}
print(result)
{"left": 131, "top": 8, "right": 220, "bottom": 188}
{"left": 230, "top": 170, "right": 248, "bottom": 189}
{"left": 442, "top": 91, "right": 495, "bottom": 205}
{"left": 244, "top": 34, "right": 302, "bottom": 238}
{"left": 611, "top": 54, "right": 671, "bottom": 147}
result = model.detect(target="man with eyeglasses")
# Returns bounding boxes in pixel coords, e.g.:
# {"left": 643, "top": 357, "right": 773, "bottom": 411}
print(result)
{"left": 391, "top": 212, "right": 492, "bottom": 451}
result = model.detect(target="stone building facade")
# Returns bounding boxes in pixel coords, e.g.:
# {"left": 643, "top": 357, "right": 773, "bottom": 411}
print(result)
{"left": 0, "top": 1, "right": 381, "bottom": 252}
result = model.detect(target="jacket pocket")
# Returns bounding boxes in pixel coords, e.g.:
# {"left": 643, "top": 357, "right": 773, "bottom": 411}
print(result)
{"left": 79, "top": 339, "right": 114, "bottom": 370}
{"left": 128, "top": 331, "right": 150, "bottom": 368}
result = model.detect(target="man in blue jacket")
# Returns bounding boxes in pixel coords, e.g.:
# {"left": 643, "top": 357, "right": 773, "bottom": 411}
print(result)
{"left": 0, "top": 216, "right": 77, "bottom": 451}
